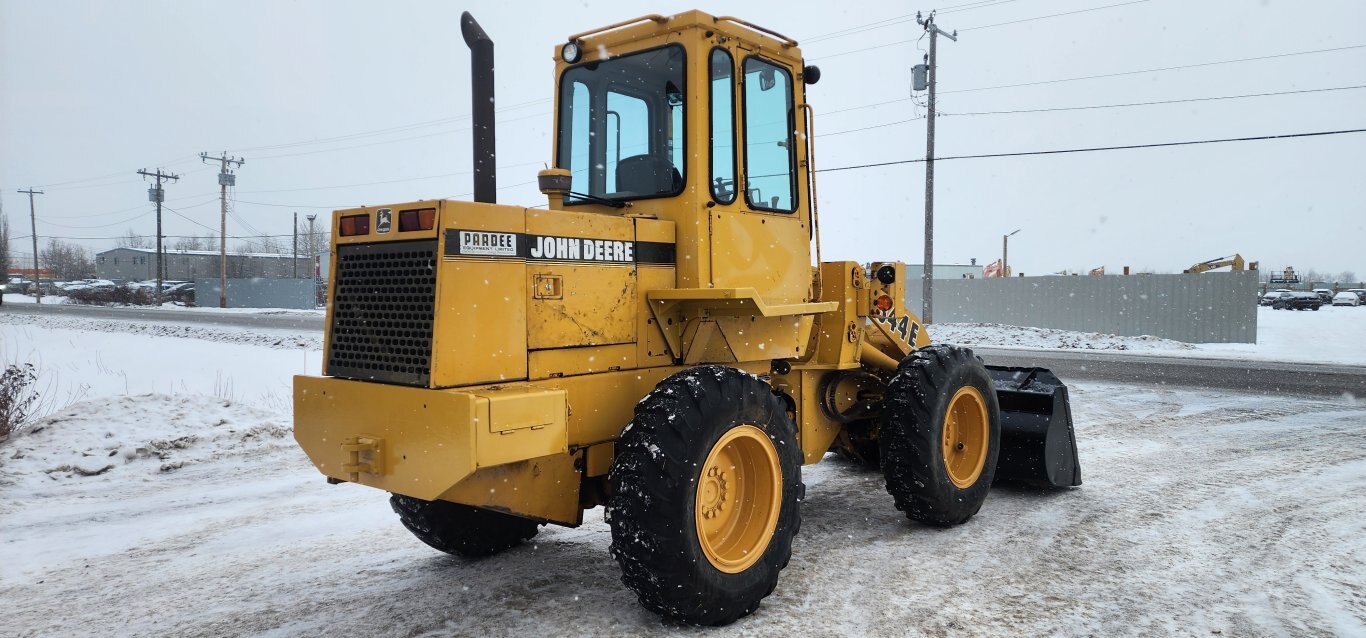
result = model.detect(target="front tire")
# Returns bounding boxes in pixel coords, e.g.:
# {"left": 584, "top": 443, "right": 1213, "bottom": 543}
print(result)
{"left": 390, "top": 495, "right": 539, "bottom": 557}
{"left": 608, "top": 366, "right": 802, "bottom": 626}
{"left": 880, "top": 345, "right": 1001, "bottom": 526}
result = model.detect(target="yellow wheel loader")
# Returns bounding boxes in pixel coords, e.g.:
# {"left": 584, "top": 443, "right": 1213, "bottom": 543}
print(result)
{"left": 293, "top": 10, "right": 1081, "bottom": 626}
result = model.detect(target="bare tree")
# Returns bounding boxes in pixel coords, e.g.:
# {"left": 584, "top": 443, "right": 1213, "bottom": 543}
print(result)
{"left": 173, "top": 235, "right": 206, "bottom": 251}
{"left": 116, "top": 229, "right": 151, "bottom": 249}
{"left": 39, "top": 239, "right": 94, "bottom": 281}
{"left": 1340, "top": 271, "right": 1358, "bottom": 286}
{"left": 235, "top": 234, "right": 287, "bottom": 255}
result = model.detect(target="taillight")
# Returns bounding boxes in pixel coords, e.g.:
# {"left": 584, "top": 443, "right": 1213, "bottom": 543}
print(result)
{"left": 399, "top": 208, "right": 436, "bottom": 232}
{"left": 339, "top": 214, "right": 370, "bottom": 236}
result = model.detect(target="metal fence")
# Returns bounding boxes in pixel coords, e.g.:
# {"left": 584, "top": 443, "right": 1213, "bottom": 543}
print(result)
{"left": 906, "top": 271, "right": 1259, "bottom": 343}
{"left": 195, "top": 278, "right": 318, "bottom": 309}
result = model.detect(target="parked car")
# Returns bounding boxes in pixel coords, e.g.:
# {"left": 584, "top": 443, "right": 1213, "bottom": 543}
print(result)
{"left": 1260, "top": 291, "right": 1293, "bottom": 306}
{"left": 1349, "top": 289, "right": 1366, "bottom": 303}
{"left": 163, "top": 282, "right": 195, "bottom": 304}
{"left": 7, "top": 277, "right": 34, "bottom": 294}
{"left": 1332, "top": 291, "right": 1361, "bottom": 307}
{"left": 1312, "top": 288, "right": 1334, "bottom": 304}
{"left": 1272, "top": 292, "right": 1321, "bottom": 310}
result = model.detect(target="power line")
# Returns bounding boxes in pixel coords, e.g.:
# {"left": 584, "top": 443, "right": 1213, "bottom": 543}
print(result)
{"left": 819, "top": 84, "right": 1366, "bottom": 136}
{"left": 163, "top": 204, "right": 222, "bottom": 236}
{"left": 813, "top": 45, "right": 1366, "bottom": 120}
{"left": 226, "top": 97, "right": 551, "bottom": 154}
{"left": 37, "top": 193, "right": 219, "bottom": 220}
{"left": 14, "top": 232, "right": 294, "bottom": 242}
{"left": 958, "top": 0, "right": 1149, "bottom": 31}
{"left": 19, "top": 156, "right": 200, "bottom": 191}
{"left": 942, "top": 44, "right": 1366, "bottom": 94}
{"left": 943, "top": 83, "right": 1366, "bottom": 115}
{"left": 248, "top": 111, "right": 547, "bottom": 161}
{"left": 37, "top": 208, "right": 156, "bottom": 230}
{"left": 15, "top": 129, "right": 1365, "bottom": 244}
{"left": 815, "top": 127, "right": 1366, "bottom": 172}
{"left": 233, "top": 159, "right": 548, "bottom": 194}
{"left": 801, "top": 0, "right": 1024, "bottom": 44}
{"left": 811, "top": 0, "right": 1149, "bottom": 60}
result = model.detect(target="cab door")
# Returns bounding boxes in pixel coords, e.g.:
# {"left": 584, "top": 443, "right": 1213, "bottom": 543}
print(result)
{"left": 708, "top": 50, "right": 811, "bottom": 305}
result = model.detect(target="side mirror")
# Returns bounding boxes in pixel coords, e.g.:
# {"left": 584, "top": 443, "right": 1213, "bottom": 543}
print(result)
{"left": 759, "top": 68, "right": 775, "bottom": 91}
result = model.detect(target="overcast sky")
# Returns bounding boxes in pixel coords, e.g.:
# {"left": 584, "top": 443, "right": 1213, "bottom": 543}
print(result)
{"left": 3, "top": 0, "right": 1363, "bottom": 279}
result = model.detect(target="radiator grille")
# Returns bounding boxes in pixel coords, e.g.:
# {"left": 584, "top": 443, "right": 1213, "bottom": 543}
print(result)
{"left": 327, "top": 240, "right": 437, "bottom": 386}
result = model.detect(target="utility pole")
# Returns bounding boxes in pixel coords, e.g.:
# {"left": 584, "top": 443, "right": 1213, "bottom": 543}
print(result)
{"left": 915, "top": 11, "right": 956, "bottom": 324}
{"left": 1003, "top": 228, "right": 1020, "bottom": 278}
{"left": 17, "top": 188, "right": 43, "bottom": 304}
{"left": 137, "top": 169, "right": 179, "bottom": 305}
{"left": 292, "top": 212, "right": 299, "bottom": 278}
{"left": 201, "top": 152, "right": 244, "bottom": 308}
{"left": 306, "top": 213, "right": 318, "bottom": 307}
{"left": 306, "top": 214, "right": 317, "bottom": 276}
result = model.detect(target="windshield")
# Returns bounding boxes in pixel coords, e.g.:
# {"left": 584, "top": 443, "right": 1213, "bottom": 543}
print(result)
{"left": 556, "top": 45, "right": 685, "bottom": 204}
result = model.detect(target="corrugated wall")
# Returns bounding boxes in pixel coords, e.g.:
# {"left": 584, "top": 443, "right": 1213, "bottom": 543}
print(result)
{"left": 196, "top": 278, "right": 316, "bottom": 309}
{"left": 905, "top": 271, "right": 1259, "bottom": 343}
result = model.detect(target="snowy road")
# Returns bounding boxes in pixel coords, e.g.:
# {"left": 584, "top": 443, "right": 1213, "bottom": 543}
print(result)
{"left": 978, "top": 348, "right": 1366, "bottom": 398}
{"left": 3, "top": 390, "right": 1364, "bottom": 636}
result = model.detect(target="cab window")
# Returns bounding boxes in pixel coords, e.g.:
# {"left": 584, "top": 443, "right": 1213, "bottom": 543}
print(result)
{"left": 710, "top": 48, "right": 736, "bottom": 204}
{"left": 556, "top": 45, "right": 686, "bottom": 204}
{"left": 742, "top": 57, "right": 796, "bottom": 212}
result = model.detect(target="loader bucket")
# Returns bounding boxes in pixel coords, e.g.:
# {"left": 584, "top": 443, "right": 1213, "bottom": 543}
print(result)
{"left": 986, "top": 366, "right": 1082, "bottom": 488}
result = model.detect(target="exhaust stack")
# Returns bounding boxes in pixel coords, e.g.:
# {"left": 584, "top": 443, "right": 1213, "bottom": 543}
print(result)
{"left": 461, "top": 12, "right": 496, "bottom": 203}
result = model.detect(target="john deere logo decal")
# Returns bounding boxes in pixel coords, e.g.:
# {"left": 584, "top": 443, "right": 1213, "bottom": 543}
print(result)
{"left": 376, "top": 208, "right": 392, "bottom": 233}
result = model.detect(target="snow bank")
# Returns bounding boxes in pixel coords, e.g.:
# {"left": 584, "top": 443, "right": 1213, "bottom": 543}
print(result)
{"left": 0, "top": 394, "right": 291, "bottom": 493}
{"left": 0, "top": 322, "right": 318, "bottom": 412}
{"left": 931, "top": 322, "right": 1196, "bottom": 351}
{"left": 933, "top": 305, "right": 1366, "bottom": 366}
{"left": 0, "top": 312, "right": 321, "bottom": 350}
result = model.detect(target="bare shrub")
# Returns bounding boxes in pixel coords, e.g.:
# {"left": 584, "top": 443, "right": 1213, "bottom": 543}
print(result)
{"left": 0, "top": 363, "right": 40, "bottom": 442}
{"left": 66, "top": 285, "right": 155, "bottom": 306}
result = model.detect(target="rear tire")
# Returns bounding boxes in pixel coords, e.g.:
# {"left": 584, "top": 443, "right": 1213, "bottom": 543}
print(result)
{"left": 390, "top": 495, "right": 539, "bottom": 557}
{"left": 608, "top": 366, "right": 802, "bottom": 626}
{"left": 880, "top": 345, "right": 1001, "bottom": 526}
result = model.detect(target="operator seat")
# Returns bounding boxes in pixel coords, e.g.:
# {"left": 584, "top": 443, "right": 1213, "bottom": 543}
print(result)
{"left": 615, "top": 154, "right": 680, "bottom": 195}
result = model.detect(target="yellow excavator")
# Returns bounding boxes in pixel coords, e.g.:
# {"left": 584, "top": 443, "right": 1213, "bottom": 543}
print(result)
{"left": 292, "top": 10, "right": 1081, "bottom": 625}
{"left": 1184, "top": 254, "right": 1257, "bottom": 273}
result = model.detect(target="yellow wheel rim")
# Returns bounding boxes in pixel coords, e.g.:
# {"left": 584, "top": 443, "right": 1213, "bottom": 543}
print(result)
{"left": 695, "top": 424, "right": 782, "bottom": 574}
{"left": 942, "top": 386, "right": 990, "bottom": 489}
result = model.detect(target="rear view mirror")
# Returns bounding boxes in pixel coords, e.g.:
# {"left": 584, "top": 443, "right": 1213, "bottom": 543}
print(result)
{"left": 759, "top": 68, "right": 775, "bottom": 91}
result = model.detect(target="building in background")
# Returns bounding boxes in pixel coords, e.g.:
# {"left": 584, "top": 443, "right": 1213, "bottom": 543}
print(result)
{"left": 95, "top": 248, "right": 303, "bottom": 282}
{"left": 907, "top": 263, "right": 986, "bottom": 280}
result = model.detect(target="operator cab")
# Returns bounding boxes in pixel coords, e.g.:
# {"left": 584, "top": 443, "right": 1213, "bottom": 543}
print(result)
{"left": 551, "top": 13, "right": 810, "bottom": 215}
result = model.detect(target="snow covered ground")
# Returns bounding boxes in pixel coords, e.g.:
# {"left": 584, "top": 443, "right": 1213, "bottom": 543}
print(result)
{"left": 935, "top": 305, "right": 1366, "bottom": 366}
{"left": 2, "top": 311, "right": 1364, "bottom": 636}
{"left": 2, "top": 384, "right": 1362, "bottom": 635}
{"left": 3, "top": 292, "right": 322, "bottom": 315}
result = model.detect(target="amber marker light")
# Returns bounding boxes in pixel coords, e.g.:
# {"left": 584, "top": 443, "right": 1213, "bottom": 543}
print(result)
{"left": 339, "top": 214, "right": 371, "bottom": 236}
{"left": 399, "top": 208, "right": 436, "bottom": 232}
{"left": 875, "top": 295, "right": 894, "bottom": 312}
